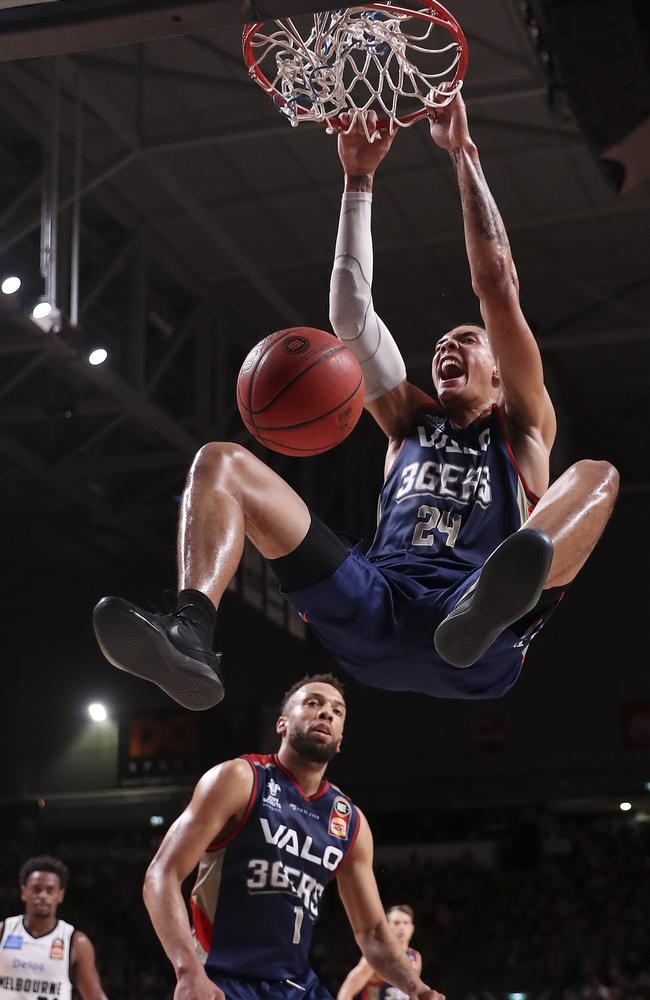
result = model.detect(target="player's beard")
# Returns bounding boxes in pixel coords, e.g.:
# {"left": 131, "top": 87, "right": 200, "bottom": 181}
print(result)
{"left": 289, "top": 727, "right": 338, "bottom": 764}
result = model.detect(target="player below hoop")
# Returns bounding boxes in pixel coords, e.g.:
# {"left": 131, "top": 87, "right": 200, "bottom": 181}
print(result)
{"left": 143, "top": 676, "right": 445, "bottom": 1000}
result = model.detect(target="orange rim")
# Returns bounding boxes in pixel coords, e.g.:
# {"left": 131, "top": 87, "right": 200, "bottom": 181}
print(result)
{"left": 242, "top": 0, "right": 468, "bottom": 130}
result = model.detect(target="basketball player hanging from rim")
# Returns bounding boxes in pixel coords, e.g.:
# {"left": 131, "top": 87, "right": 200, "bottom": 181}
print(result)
{"left": 93, "top": 92, "right": 619, "bottom": 711}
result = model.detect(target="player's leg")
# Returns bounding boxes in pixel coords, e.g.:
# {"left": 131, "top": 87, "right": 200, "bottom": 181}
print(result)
{"left": 521, "top": 459, "right": 619, "bottom": 587}
{"left": 177, "top": 442, "right": 312, "bottom": 605}
{"left": 178, "top": 441, "right": 348, "bottom": 601}
{"left": 93, "top": 442, "right": 348, "bottom": 710}
{"left": 435, "top": 459, "right": 619, "bottom": 668}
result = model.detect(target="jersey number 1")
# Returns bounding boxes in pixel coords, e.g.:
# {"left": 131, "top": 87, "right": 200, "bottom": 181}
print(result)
{"left": 292, "top": 905, "right": 304, "bottom": 944}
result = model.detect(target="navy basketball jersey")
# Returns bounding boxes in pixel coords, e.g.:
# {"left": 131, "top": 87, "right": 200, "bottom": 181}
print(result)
{"left": 191, "top": 754, "right": 360, "bottom": 982}
{"left": 363, "top": 948, "right": 420, "bottom": 1000}
{"left": 366, "top": 405, "right": 538, "bottom": 586}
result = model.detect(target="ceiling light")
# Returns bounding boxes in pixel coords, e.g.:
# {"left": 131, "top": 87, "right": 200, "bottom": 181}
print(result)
{"left": 31, "top": 299, "right": 62, "bottom": 333}
{"left": 619, "top": 801, "right": 632, "bottom": 812}
{"left": 1, "top": 276, "right": 21, "bottom": 295}
{"left": 32, "top": 300, "right": 52, "bottom": 320}
{"left": 88, "top": 702, "right": 108, "bottom": 722}
{"left": 88, "top": 348, "right": 108, "bottom": 366}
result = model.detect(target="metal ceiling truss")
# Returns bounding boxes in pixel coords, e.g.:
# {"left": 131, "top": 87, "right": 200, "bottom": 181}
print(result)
{"left": 0, "top": 54, "right": 337, "bottom": 636}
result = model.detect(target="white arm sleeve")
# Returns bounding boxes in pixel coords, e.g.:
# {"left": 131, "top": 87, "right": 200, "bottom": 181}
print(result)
{"left": 329, "top": 191, "right": 407, "bottom": 402}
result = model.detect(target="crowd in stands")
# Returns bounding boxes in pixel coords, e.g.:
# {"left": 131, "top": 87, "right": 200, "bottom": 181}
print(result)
{"left": 316, "top": 814, "right": 650, "bottom": 1000}
{"left": 1, "top": 811, "right": 648, "bottom": 1000}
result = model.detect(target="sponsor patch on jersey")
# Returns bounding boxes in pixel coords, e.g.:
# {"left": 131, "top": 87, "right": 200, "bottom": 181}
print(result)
{"left": 262, "top": 776, "right": 282, "bottom": 811}
{"left": 2, "top": 935, "right": 23, "bottom": 950}
{"left": 12, "top": 959, "right": 45, "bottom": 972}
{"left": 329, "top": 796, "right": 351, "bottom": 839}
{"left": 49, "top": 937, "right": 64, "bottom": 960}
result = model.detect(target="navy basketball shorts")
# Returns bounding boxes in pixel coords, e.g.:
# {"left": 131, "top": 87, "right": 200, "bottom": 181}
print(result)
{"left": 282, "top": 544, "right": 562, "bottom": 701}
{"left": 212, "top": 968, "right": 334, "bottom": 1000}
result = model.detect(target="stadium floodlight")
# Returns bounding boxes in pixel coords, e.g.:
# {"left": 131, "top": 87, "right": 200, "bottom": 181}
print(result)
{"left": 88, "top": 702, "right": 108, "bottom": 722}
{"left": 1, "top": 276, "right": 21, "bottom": 295}
{"left": 150, "top": 815, "right": 164, "bottom": 827}
{"left": 88, "top": 348, "right": 108, "bottom": 366}
{"left": 619, "top": 801, "right": 632, "bottom": 812}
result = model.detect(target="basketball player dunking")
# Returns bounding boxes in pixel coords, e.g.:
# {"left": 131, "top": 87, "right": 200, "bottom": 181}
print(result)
{"left": 93, "top": 93, "right": 618, "bottom": 709}
{"left": 0, "top": 856, "right": 109, "bottom": 1000}
{"left": 143, "top": 675, "right": 445, "bottom": 1000}
{"left": 338, "top": 905, "right": 421, "bottom": 1000}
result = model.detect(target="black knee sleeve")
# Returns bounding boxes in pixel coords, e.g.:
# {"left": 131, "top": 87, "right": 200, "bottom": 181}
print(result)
{"left": 269, "top": 515, "right": 349, "bottom": 592}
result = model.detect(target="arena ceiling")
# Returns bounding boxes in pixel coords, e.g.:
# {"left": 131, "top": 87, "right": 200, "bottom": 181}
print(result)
{"left": 1, "top": 0, "right": 648, "bottom": 590}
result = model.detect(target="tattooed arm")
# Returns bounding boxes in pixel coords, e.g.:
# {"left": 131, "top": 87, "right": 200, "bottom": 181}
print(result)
{"left": 429, "top": 94, "right": 555, "bottom": 446}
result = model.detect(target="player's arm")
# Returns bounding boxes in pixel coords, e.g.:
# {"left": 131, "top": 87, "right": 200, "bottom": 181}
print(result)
{"left": 429, "top": 93, "right": 556, "bottom": 449}
{"left": 70, "top": 932, "right": 109, "bottom": 1000}
{"left": 143, "top": 758, "right": 255, "bottom": 1000}
{"left": 330, "top": 112, "right": 435, "bottom": 441}
{"left": 337, "top": 955, "right": 375, "bottom": 1000}
{"left": 337, "top": 810, "right": 444, "bottom": 1000}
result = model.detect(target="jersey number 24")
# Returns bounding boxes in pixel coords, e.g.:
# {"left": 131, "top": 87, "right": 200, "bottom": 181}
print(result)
{"left": 412, "top": 504, "right": 461, "bottom": 548}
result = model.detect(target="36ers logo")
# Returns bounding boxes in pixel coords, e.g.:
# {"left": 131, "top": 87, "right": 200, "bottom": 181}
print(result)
{"left": 329, "top": 796, "right": 351, "bottom": 839}
{"left": 50, "top": 937, "right": 64, "bottom": 960}
{"left": 282, "top": 335, "right": 309, "bottom": 355}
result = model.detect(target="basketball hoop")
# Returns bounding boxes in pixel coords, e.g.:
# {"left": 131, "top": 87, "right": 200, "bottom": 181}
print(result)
{"left": 242, "top": 2, "right": 468, "bottom": 141}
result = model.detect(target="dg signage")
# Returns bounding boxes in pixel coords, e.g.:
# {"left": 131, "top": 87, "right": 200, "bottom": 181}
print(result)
{"left": 119, "top": 712, "right": 201, "bottom": 786}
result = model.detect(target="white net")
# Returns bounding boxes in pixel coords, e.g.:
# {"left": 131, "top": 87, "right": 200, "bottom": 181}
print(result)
{"left": 244, "top": 5, "right": 465, "bottom": 140}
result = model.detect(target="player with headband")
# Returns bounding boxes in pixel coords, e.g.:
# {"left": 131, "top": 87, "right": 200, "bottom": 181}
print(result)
{"left": 92, "top": 94, "right": 618, "bottom": 710}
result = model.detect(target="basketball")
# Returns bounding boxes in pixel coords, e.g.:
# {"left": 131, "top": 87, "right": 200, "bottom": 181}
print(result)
{"left": 236, "top": 327, "right": 365, "bottom": 456}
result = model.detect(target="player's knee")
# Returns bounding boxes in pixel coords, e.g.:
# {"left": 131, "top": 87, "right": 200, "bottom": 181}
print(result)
{"left": 191, "top": 441, "right": 253, "bottom": 484}
{"left": 573, "top": 458, "right": 619, "bottom": 496}
{"left": 599, "top": 460, "right": 619, "bottom": 494}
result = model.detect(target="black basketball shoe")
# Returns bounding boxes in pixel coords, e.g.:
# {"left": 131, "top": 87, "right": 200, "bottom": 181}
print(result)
{"left": 93, "top": 596, "right": 224, "bottom": 711}
{"left": 434, "top": 528, "right": 554, "bottom": 669}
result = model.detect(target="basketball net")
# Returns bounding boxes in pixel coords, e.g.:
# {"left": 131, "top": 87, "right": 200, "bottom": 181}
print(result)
{"left": 243, "top": 3, "right": 468, "bottom": 141}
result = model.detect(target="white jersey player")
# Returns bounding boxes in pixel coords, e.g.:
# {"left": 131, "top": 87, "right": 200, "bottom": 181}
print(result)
{"left": 0, "top": 856, "right": 108, "bottom": 1000}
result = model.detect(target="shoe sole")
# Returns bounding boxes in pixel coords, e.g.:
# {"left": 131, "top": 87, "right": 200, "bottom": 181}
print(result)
{"left": 434, "top": 528, "right": 554, "bottom": 669}
{"left": 93, "top": 596, "right": 224, "bottom": 711}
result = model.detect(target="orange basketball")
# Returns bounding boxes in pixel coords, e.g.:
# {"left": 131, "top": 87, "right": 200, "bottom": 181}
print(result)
{"left": 236, "top": 327, "right": 364, "bottom": 457}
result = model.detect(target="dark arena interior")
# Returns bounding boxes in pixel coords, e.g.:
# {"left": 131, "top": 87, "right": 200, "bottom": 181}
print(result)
{"left": 1, "top": 1, "right": 649, "bottom": 998}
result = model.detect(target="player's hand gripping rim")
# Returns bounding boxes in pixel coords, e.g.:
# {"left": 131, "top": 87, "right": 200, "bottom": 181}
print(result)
{"left": 335, "top": 109, "right": 397, "bottom": 177}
